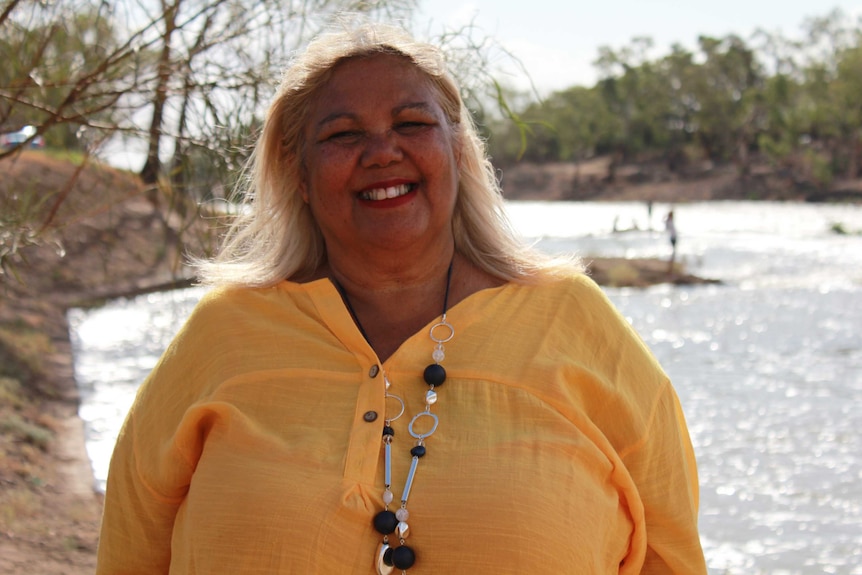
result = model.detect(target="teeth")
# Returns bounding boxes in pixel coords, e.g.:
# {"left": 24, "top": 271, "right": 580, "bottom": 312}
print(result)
{"left": 359, "top": 184, "right": 411, "bottom": 201}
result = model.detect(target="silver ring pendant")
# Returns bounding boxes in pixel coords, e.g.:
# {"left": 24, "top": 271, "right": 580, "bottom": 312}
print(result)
{"left": 408, "top": 411, "right": 439, "bottom": 440}
{"left": 429, "top": 319, "right": 454, "bottom": 344}
{"left": 385, "top": 393, "right": 405, "bottom": 423}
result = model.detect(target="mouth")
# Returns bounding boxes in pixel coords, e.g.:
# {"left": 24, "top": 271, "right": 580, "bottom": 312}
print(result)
{"left": 357, "top": 183, "right": 416, "bottom": 201}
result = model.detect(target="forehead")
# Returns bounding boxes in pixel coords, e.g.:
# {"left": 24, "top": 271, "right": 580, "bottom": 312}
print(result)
{"left": 309, "top": 53, "right": 440, "bottom": 120}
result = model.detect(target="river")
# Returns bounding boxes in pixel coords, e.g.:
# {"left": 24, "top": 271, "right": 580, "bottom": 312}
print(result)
{"left": 69, "top": 200, "right": 862, "bottom": 574}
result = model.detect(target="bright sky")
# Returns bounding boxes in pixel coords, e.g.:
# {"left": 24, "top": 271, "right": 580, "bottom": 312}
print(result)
{"left": 416, "top": 0, "right": 862, "bottom": 94}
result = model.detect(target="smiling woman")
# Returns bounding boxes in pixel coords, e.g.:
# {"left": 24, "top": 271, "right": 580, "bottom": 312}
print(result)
{"left": 299, "top": 54, "right": 462, "bottom": 269}
{"left": 95, "top": 21, "right": 707, "bottom": 575}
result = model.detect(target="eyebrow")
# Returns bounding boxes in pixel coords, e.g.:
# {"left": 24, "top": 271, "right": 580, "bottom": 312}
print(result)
{"left": 315, "top": 101, "right": 435, "bottom": 129}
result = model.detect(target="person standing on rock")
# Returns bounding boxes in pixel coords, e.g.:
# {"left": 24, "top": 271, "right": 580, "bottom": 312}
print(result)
{"left": 665, "top": 209, "right": 678, "bottom": 273}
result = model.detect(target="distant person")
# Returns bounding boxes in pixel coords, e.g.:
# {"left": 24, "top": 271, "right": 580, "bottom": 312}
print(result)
{"left": 96, "top": 22, "right": 706, "bottom": 574}
{"left": 665, "top": 209, "right": 678, "bottom": 273}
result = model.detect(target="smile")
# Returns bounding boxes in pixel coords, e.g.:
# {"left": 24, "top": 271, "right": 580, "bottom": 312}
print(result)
{"left": 358, "top": 184, "right": 414, "bottom": 201}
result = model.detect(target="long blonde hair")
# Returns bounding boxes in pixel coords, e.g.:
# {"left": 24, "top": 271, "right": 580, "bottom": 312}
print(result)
{"left": 196, "top": 22, "right": 578, "bottom": 287}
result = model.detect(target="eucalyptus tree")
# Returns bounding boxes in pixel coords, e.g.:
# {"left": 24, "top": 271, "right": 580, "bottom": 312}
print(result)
{"left": 747, "top": 28, "right": 806, "bottom": 175}
{"left": 0, "top": 0, "right": 416, "bottom": 178}
{"left": 593, "top": 37, "right": 676, "bottom": 178}
{"left": 796, "top": 9, "right": 862, "bottom": 182}
{"left": 0, "top": 2, "right": 128, "bottom": 153}
{"left": 656, "top": 45, "right": 701, "bottom": 171}
{"left": 688, "top": 34, "right": 766, "bottom": 175}
{"left": 0, "top": 0, "right": 417, "bottom": 280}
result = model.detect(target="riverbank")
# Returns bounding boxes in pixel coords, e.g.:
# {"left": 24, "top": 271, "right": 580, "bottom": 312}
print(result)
{"left": 0, "top": 151, "right": 750, "bottom": 573}
{"left": 499, "top": 158, "right": 862, "bottom": 203}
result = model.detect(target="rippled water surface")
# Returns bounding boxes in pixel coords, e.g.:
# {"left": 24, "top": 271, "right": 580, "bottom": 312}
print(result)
{"left": 70, "top": 201, "right": 862, "bottom": 574}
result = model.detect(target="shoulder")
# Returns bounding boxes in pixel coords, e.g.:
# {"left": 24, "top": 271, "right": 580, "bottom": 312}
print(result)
{"left": 187, "top": 282, "right": 310, "bottom": 325}
{"left": 509, "top": 272, "right": 620, "bottom": 321}
{"left": 507, "top": 273, "right": 659, "bottom": 371}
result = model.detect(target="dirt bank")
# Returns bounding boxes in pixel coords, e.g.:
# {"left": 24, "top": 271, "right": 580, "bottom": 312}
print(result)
{"left": 499, "top": 157, "right": 862, "bottom": 203}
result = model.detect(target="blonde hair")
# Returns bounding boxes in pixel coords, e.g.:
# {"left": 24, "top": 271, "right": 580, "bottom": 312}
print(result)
{"left": 196, "top": 22, "right": 578, "bottom": 287}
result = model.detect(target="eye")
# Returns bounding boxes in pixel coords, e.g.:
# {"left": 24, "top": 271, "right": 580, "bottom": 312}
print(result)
{"left": 395, "top": 120, "right": 433, "bottom": 134}
{"left": 322, "top": 130, "right": 362, "bottom": 144}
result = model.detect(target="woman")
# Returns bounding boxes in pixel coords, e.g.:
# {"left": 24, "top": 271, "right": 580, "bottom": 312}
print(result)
{"left": 97, "top": 23, "right": 707, "bottom": 574}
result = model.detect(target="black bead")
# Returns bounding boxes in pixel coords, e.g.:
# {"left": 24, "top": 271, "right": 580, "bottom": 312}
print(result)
{"left": 373, "top": 510, "right": 398, "bottom": 534}
{"left": 423, "top": 363, "right": 446, "bottom": 386}
{"left": 383, "top": 546, "right": 394, "bottom": 566}
{"left": 410, "top": 445, "right": 426, "bottom": 458}
{"left": 382, "top": 425, "right": 394, "bottom": 437}
{"left": 391, "top": 545, "right": 416, "bottom": 569}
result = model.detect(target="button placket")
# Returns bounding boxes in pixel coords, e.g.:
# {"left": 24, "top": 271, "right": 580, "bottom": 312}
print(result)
{"left": 344, "top": 361, "right": 387, "bottom": 481}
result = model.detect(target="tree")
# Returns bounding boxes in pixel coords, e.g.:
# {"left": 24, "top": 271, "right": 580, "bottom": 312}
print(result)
{"left": 0, "top": 2, "right": 129, "bottom": 153}
{"left": 797, "top": 10, "right": 862, "bottom": 181}
{"left": 1, "top": 0, "right": 418, "bottom": 171}
{"left": 0, "top": 0, "right": 419, "bottom": 280}
{"left": 687, "top": 34, "right": 766, "bottom": 175}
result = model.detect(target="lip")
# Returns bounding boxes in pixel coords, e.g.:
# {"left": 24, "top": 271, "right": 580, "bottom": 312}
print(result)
{"left": 356, "top": 178, "right": 415, "bottom": 193}
{"left": 356, "top": 179, "right": 418, "bottom": 207}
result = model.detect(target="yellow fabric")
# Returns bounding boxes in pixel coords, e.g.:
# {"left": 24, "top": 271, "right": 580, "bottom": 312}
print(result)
{"left": 97, "top": 274, "right": 706, "bottom": 574}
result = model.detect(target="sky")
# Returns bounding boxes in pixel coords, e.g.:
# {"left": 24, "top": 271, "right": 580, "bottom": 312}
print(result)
{"left": 415, "top": 0, "right": 862, "bottom": 95}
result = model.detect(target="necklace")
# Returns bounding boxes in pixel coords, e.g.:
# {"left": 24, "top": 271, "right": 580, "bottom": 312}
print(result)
{"left": 332, "top": 261, "right": 454, "bottom": 574}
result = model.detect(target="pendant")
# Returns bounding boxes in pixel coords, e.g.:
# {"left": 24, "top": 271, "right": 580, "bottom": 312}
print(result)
{"left": 376, "top": 542, "right": 394, "bottom": 575}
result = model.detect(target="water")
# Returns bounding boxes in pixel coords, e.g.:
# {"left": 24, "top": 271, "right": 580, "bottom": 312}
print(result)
{"left": 68, "top": 201, "right": 862, "bottom": 575}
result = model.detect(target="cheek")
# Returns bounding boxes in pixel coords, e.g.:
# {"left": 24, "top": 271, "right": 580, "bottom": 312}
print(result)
{"left": 305, "top": 148, "right": 354, "bottom": 192}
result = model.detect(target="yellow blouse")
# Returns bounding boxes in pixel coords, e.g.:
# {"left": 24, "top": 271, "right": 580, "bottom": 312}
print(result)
{"left": 97, "top": 274, "right": 706, "bottom": 574}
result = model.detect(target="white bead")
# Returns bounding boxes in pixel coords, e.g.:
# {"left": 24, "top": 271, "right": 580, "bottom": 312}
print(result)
{"left": 383, "top": 489, "right": 394, "bottom": 505}
{"left": 395, "top": 508, "right": 409, "bottom": 521}
{"left": 432, "top": 348, "right": 445, "bottom": 362}
{"left": 425, "top": 389, "right": 438, "bottom": 405}
{"left": 397, "top": 521, "right": 410, "bottom": 539}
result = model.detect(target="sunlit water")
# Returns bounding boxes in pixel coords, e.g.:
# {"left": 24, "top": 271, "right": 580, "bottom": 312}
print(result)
{"left": 69, "top": 201, "right": 862, "bottom": 575}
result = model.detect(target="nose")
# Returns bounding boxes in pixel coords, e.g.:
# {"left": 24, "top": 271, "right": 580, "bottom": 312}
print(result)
{"left": 361, "top": 130, "right": 402, "bottom": 168}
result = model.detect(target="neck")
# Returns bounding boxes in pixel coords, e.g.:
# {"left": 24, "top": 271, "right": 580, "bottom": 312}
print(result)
{"left": 327, "top": 236, "right": 456, "bottom": 291}
{"left": 328, "top": 249, "right": 458, "bottom": 362}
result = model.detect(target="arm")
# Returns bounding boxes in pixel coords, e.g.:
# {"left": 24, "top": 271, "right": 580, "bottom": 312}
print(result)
{"left": 95, "top": 293, "right": 221, "bottom": 573}
{"left": 619, "top": 381, "right": 706, "bottom": 574}
{"left": 96, "top": 407, "right": 186, "bottom": 573}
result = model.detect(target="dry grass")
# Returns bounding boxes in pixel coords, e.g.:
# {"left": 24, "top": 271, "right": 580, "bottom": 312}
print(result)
{"left": 0, "top": 312, "right": 63, "bottom": 536}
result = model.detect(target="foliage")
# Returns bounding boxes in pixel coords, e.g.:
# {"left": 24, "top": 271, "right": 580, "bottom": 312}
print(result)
{"left": 0, "top": 0, "right": 425, "bottom": 274}
{"left": 486, "top": 8, "right": 862, "bottom": 189}
{"left": 0, "top": 177, "right": 53, "bottom": 283}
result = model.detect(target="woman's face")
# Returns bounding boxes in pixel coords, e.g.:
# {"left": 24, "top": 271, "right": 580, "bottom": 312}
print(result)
{"left": 300, "top": 53, "right": 461, "bottom": 263}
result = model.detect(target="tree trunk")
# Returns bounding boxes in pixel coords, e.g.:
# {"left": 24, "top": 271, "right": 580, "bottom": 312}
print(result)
{"left": 140, "top": 1, "right": 180, "bottom": 188}
{"left": 846, "top": 134, "right": 860, "bottom": 180}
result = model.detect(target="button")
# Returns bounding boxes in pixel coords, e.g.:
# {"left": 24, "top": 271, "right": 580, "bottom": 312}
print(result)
{"left": 369, "top": 365, "right": 380, "bottom": 378}
{"left": 363, "top": 411, "right": 379, "bottom": 422}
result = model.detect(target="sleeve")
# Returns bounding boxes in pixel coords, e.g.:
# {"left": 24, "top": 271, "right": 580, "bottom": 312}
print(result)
{"left": 95, "top": 292, "right": 223, "bottom": 573}
{"left": 95, "top": 405, "right": 187, "bottom": 573}
{"left": 619, "top": 380, "right": 706, "bottom": 574}
{"left": 566, "top": 275, "right": 706, "bottom": 573}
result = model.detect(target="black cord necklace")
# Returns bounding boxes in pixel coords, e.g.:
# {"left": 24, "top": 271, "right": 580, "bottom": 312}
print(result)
{"left": 332, "top": 259, "right": 454, "bottom": 349}
{"left": 332, "top": 259, "right": 455, "bottom": 573}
